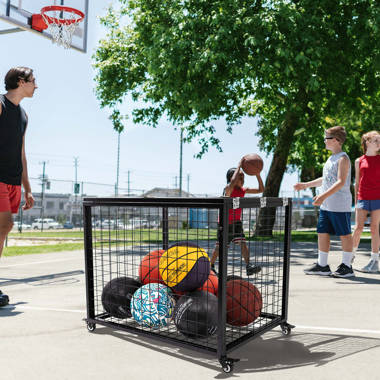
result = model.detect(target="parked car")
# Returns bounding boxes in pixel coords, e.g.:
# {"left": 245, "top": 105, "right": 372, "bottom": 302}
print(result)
{"left": 12, "top": 221, "right": 32, "bottom": 230}
{"left": 63, "top": 221, "right": 74, "bottom": 229}
{"left": 32, "top": 218, "right": 62, "bottom": 230}
{"left": 100, "top": 220, "right": 115, "bottom": 229}
{"left": 128, "top": 219, "right": 149, "bottom": 228}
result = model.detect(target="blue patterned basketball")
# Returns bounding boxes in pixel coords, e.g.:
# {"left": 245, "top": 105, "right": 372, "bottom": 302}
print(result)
{"left": 131, "top": 283, "right": 175, "bottom": 328}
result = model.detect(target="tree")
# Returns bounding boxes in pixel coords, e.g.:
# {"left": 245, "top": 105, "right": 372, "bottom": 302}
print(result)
{"left": 94, "top": 0, "right": 380, "bottom": 234}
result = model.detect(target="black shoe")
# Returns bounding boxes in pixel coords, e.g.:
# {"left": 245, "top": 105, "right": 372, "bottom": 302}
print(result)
{"left": 0, "top": 290, "right": 9, "bottom": 307}
{"left": 211, "top": 264, "right": 218, "bottom": 275}
{"left": 304, "top": 263, "right": 332, "bottom": 276}
{"left": 246, "top": 264, "right": 261, "bottom": 276}
{"left": 332, "top": 263, "right": 355, "bottom": 278}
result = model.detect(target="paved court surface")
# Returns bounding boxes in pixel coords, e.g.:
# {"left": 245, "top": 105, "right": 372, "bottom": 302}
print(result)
{"left": 1, "top": 240, "right": 380, "bottom": 380}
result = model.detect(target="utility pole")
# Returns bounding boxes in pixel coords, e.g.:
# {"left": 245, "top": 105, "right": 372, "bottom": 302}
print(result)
{"left": 127, "top": 170, "right": 131, "bottom": 196}
{"left": 73, "top": 157, "right": 79, "bottom": 225}
{"left": 179, "top": 128, "right": 183, "bottom": 197}
{"left": 187, "top": 173, "right": 190, "bottom": 194}
{"left": 174, "top": 176, "right": 178, "bottom": 189}
{"left": 39, "top": 161, "right": 47, "bottom": 232}
{"left": 115, "top": 131, "right": 121, "bottom": 196}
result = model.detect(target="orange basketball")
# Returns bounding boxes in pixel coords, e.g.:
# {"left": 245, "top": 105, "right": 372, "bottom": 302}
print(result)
{"left": 198, "top": 270, "right": 218, "bottom": 295}
{"left": 241, "top": 153, "right": 263, "bottom": 175}
{"left": 139, "top": 250, "right": 165, "bottom": 285}
{"left": 226, "top": 279, "right": 262, "bottom": 326}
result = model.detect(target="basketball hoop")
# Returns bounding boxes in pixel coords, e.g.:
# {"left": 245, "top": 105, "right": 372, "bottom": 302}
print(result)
{"left": 32, "top": 5, "right": 85, "bottom": 49}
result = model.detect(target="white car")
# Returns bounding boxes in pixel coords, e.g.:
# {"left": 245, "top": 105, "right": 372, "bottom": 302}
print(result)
{"left": 32, "top": 218, "right": 62, "bottom": 230}
{"left": 12, "top": 221, "right": 32, "bottom": 230}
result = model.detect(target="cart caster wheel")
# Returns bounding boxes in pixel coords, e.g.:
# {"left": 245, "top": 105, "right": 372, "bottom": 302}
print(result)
{"left": 87, "top": 322, "right": 96, "bottom": 332}
{"left": 281, "top": 322, "right": 294, "bottom": 336}
{"left": 220, "top": 357, "right": 239, "bottom": 373}
{"left": 222, "top": 363, "right": 233, "bottom": 373}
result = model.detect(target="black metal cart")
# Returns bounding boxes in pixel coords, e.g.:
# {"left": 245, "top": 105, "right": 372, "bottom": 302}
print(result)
{"left": 83, "top": 196, "right": 294, "bottom": 373}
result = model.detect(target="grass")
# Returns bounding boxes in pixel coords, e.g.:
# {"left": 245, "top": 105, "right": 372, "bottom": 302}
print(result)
{"left": 4, "top": 229, "right": 372, "bottom": 257}
{"left": 8, "top": 230, "right": 85, "bottom": 238}
{"left": 3, "top": 243, "right": 84, "bottom": 257}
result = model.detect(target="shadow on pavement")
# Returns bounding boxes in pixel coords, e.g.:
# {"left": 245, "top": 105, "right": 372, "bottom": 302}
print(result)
{"left": 0, "top": 270, "right": 84, "bottom": 287}
{"left": 90, "top": 327, "right": 380, "bottom": 376}
{"left": 0, "top": 301, "right": 27, "bottom": 317}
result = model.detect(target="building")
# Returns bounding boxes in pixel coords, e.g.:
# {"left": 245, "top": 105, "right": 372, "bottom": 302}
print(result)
{"left": 17, "top": 192, "right": 83, "bottom": 225}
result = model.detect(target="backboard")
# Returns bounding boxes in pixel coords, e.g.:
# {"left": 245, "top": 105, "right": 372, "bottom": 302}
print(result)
{"left": 0, "top": 0, "right": 88, "bottom": 52}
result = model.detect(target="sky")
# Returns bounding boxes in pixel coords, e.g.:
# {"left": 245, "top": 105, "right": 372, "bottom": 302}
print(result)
{"left": 0, "top": 1, "right": 301, "bottom": 198}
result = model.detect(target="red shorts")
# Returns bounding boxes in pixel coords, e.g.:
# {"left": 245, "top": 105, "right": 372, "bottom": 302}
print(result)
{"left": 0, "top": 182, "right": 21, "bottom": 214}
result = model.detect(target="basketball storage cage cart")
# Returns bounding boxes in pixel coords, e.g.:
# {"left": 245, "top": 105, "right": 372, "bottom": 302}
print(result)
{"left": 83, "top": 197, "right": 293, "bottom": 373}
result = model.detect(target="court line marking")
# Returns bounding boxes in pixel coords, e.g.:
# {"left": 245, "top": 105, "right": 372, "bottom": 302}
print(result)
{"left": 2, "top": 305, "right": 85, "bottom": 313}
{"left": 2, "top": 305, "right": 380, "bottom": 337}
{"left": 295, "top": 324, "right": 380, "bottom": 336}
{"left": 1, "top": 257, "right": 83, "bottom": 268}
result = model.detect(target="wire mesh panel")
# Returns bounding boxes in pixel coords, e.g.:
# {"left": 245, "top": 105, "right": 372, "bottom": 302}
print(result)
{"left": 83, "top": 197, "right": 292, "bottom": 373}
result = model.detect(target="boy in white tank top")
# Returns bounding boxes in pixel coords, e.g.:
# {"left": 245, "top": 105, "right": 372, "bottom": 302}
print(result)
{"left": 294, "top": 126, "right": 354, "bottom": 278}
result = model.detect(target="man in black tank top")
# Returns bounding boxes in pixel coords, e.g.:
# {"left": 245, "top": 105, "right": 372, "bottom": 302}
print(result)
{"left": 0, "top": 67, "right": 36, "bottom": 306}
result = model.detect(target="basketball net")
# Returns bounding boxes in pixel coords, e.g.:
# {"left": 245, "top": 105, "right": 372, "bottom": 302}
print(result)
{"left": 41, "top": 6, "right": 84, "bottom": 49}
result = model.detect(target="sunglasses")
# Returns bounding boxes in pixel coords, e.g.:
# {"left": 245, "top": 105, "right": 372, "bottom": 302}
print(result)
{"left": 324, "top": 137, "right": 335, "bottom": 140}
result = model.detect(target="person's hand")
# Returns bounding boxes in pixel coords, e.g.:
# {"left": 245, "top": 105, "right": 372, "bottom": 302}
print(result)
{"left": 312, "top": 194, "right": 324, "bottom": 206}
{"left": 294, "top": 182, "right": 306, "bottom": 191}
{"left": 23, "top": 192, "right": 34, "bottom": 210}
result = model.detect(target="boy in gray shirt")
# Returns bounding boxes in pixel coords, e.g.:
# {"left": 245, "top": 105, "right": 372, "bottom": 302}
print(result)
{"left": 294, "top": 126, "right": 354, "bottom": 278}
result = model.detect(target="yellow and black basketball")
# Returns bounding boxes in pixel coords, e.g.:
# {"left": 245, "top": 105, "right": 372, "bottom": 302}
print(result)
{"left": 159, "top": 242, "right": 210, "bottom": 292}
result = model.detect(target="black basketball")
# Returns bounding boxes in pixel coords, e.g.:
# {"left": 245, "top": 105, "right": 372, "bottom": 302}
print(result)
{"left": 226, "top": 274, "right": 243, "bottom": 282}
{"left": 101, "top": 277, "right": 141, "bottom": 319}
{"left": 173, "top": 290, "right": 218, "bottom": 339}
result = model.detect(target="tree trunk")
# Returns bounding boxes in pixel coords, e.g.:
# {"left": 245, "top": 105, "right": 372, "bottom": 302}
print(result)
{"left": 255, "top": 112, "right": 299, "bottom": 236}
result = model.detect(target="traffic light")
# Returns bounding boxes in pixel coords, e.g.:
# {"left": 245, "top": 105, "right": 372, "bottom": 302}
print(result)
{"left": 46, "top": 181, "right": 51, "bottom": 190}
{"left": 74, "top": 183, "right": 80, "bottom": 194}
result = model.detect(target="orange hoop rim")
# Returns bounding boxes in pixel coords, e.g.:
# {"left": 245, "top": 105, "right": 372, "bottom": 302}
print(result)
{"left": 41, "top": 5, "right": 85, "bottom": 26}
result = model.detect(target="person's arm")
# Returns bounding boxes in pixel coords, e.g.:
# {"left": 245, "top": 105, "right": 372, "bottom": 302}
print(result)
{"left": 294, "top": 177, "right": 323, "bottom": 191}
{"left": 354, "top": 158, "right": 360, "bottom": 205}
{"left": 225, "top": 161, "right": 243, "bottom": 196}
{"left": 21, "top": 125, "right": 34, "bottom": 210}
{"left": 245, "top": 173, "right": 264, "bottom": 194}
{"left": 312, "top": 156, "right": 350, "bottom": 206}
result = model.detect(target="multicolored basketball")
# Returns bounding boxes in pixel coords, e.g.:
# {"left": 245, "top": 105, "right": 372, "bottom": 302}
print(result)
{"left": 139, "top": 249, "right": 165, "bottom": 285}
{"left": 159, "top": 242, "right": 210, "bottom": 292}
{"left": 198, "top": 270, "right": 218, "bottom": 295}
{"left": 101, "top": 277, "right": 141, "bottom": 319}
{"left": 226, "top": 279, "right": 262, "bottom": 326}
{"left": 131, "top": 283, "right": 174, "bottom": 328}
{"left": 173, "top": 290, "right": 218, "bottom": 338}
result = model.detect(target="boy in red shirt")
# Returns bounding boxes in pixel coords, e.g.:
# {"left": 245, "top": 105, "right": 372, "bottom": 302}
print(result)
{"left": 210, "top": 161, "right": 264, "bottom": 276}
{"left": 352, "top": 131, "right": 380, "bottom": 273}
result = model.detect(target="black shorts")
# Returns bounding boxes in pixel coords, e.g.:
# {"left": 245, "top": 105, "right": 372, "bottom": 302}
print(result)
{"left": 217, "top": 220, "right": 246, "bottom": 246}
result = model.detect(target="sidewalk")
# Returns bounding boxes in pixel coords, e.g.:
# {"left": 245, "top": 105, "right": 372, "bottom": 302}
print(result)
{"left": 1, "top": 241, "right": 379, "bottom": 379}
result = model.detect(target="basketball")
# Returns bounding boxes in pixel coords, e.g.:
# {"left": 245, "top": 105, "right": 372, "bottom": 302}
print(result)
{"left": 101, "top": 277, "right": 142, "bottom": 319}
{"left": 226, "top": 279, "right": 262, "bottom": 326}
{"left": 174, "top": 290, "right": 218, "bottom": 338}
{"left": 241, "top": 153, "right": 263, "bottom": 175}
{"left": 198, "top": 270, "right": 218, "bottom": 295}
{"left": 139, "top": 249, "right": 165, "bottom": 285}
{"left": 226, "top": 274, "right": 243, "bottom": 282}
{"left": 159, "top": 242, "right": 210, "bottom": 292}
{"left": 131, "top": 283, "right": 175, "bottom": 328}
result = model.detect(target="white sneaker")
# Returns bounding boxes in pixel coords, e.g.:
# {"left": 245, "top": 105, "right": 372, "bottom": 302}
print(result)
{"left": 360, "top": 260, "right": 379, "bottom": 273}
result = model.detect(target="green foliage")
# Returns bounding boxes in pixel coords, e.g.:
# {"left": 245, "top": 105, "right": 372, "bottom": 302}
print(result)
{"left": 93, "top": 0, "right": 380, "bottom": 168}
